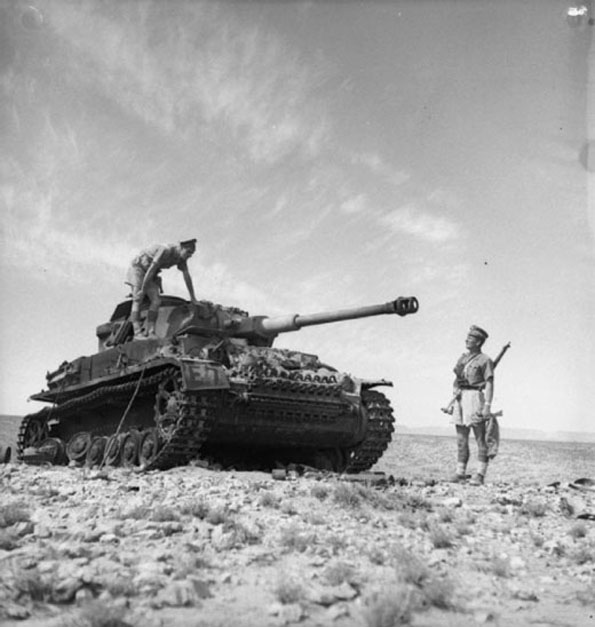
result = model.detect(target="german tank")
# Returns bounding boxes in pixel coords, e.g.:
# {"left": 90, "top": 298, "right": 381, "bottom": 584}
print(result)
{"left": 18, "top": 295, "right": 418, "bottom": 472}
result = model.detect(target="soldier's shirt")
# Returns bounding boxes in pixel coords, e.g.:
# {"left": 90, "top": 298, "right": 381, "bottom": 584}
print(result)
{"left": 132, "top": 244, "right": 188, "bottom": 273}
{"left": 453, "top": 352, "right": 494, "bottom": 388}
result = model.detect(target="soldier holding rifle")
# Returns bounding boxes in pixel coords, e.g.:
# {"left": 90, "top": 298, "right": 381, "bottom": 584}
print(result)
{"left": 447, "top": 325, "right": 504, "bottom": 485}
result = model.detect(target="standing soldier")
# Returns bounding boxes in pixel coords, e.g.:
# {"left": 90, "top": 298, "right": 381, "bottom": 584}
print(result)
{"left": 449, "top": 325, "right": 494, "bottom": 485}
{"left": 126, "top": 239, "right": 198, "bottom": 338}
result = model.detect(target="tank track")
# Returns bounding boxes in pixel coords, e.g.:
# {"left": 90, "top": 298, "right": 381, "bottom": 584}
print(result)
{"left": 344, "top": 389, "right": 395, "bottom": 473}
{"left": 17, "top": 366, "right": 220, "bottom": 470}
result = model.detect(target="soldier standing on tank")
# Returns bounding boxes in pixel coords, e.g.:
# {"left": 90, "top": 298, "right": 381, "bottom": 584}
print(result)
{"left": 126, "top": 239, "right": 198, "bottom": 338}
{"left": 449, "top": 325, "right": 494, "bottom": 485}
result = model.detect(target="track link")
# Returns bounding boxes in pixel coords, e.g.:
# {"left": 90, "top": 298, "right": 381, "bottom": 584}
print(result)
{"left": 17, "top": 367, "right": 219, "bottom": 470}
{"left": 344, "top": 389, "right": 395, "bottom": 473}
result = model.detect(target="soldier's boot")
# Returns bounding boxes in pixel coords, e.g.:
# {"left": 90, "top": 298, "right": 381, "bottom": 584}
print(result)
{"left": 146, "top": 310, "right": 158, "bottom": 338}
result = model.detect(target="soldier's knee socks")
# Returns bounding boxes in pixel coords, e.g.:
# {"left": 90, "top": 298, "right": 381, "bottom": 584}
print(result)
{"left": 131, "top": 307, "right": 143, "bottom": 335}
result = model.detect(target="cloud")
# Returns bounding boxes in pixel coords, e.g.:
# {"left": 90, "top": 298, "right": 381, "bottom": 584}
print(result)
{"left": 49, "top": 1, "right": 331, "bottom": 164}
{"left": 339, "top": 194, "right": 369, "bottom": 215}
{"left": 379, "top": 205, "right": 461, "bottom": 243}
{"left": 350, "top": 152, "right": 410, "bottom": 187}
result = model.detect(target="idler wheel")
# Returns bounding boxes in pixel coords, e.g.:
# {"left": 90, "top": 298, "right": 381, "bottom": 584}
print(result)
{"left": 85, "top": 436, "right": 108, "bottom": 467}
{"left": 104, "top": 435, "right": 123, "bottom": 467}
{"left": 120, "top": 430, "right": 141, "bottom": 467}
{"left": 67, "top": 432, "right": 92, "bottom": 464}
{"left": 22, "top": 416, "right": 49, "bottom": 449}
{"left": 139, "top": 428, "right": 162, "bottom": 467}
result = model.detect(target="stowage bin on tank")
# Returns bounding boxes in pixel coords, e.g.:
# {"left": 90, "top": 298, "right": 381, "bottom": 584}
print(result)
{"left": 18, "top": 295, "right": 419, "bottom": 471}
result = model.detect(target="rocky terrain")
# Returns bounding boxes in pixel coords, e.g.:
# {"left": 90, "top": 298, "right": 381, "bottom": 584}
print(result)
{"left": 1, "top": 459, "right": 594, "bottom": 627}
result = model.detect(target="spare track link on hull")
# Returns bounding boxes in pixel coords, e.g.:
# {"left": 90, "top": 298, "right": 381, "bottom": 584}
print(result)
{"left": 344, "top": 389, "right": 395, "bottom": 473}
{"left": 17, "top": 366, "right": 219, "bottom": 470}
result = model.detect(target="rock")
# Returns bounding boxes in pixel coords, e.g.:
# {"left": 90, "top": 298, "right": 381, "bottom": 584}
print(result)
{"left": 154, "top": 580, "right": 204, "bottom": 607}
{"left": 443, "top": 497, "right": 463, "bottom": 508}
{"left": 12, "top": 521, "right": 35, "bottom": 537}
{"left": 279, "top": 603, "right": 304, "bottom": 624}
{"left": 308, "top": 582, "right": 358, "bottom": 606}
{"left": 51, "top": 575, "right": 85, "bottom": 603}
{"left": 326, "top": 603, "right": 349, "bottom": 621}
{"left": 75, "top": 588, "right": 95, "bottom": 604}
{"left": 6, "top": 603, "right": 31, "bottom": 619}
{"left": 34, "top": 524, "right": 51, "bottom": 538}
{"left": 474, "top": 609, "right": 497, "bottom": 623}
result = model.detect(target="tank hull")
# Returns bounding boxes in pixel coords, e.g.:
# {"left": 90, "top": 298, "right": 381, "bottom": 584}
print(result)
{"left": 18, "top": 361, "right": 394, "bottom": 472}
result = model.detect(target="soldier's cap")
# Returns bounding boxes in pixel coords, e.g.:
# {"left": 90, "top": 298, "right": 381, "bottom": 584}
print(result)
{"left": 468, "top": 325, "right": 489, "bottom": 341}
{"left": 180, "top": 238, "right": 197, "bottom": 250}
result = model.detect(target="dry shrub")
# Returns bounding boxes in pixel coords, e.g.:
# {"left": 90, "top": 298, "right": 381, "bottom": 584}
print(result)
{"left": 206, "top": 506, "right": 230, "bottom": 526}
{"left": 325, "top": 533, "right": 348, "bottom": 554}
{"left": 104, "top": 576, "right": 137, "bottom": 598}
{"left": 420, "top": 576, "right": 456, "bottom": 610}
{"left": 62, "top": 600, "right": 132, "bottom": 627}
{"left": 280, "top": 500, "right": 299, "bottom": 516}
{"left": 310, "top": 484, "right": 329, "bottom": 500}
{"left": 569, "top": 544, "right": 595, "bottom": 566}
{"left": 531, "top": 533, "right": 545, "bottom": 548}
{"left": 428, "top": 525, "right": 454, "bottom": 549}
{"left": 475, "top": 555, "right": 511, "bottom": 578}
{"left": 394, "top": 548, "right": 430, "bottom": 587}
{"left": 258, "top": 491, "right": 280, "bottom": 508}
{"left": 438, "top": 508, "right": 454, "bottom": 523}
{"left": 568, "top": 522, "right": 588, "bottom": 539}
{"left": 12, "top": 567, "right": 54, "bottom": 602}
{"left": 279, "top": 522, "right": 316, "bottom": 553}
{"left": 363, "top": 586, "right": 417, "bottom": 627}
{"left": 303, "top": 510, "right": 325, "bottom": 525}
{"left": 454, "top": 522, "right": 471, "bottom": 536}
{"left": 179, "top": 498, "right": 210, "bottom": 519}
{"left": 274, "top": 575, "right": 305, "bottom": 605}
{"left": 0, "top": 503, "right": 30, "bottom": 528}
{"left": 367, "top": 546, "right": 387, "bottom": 565}
{"left": 221, "top": 518, "right": 262, "bottom": 547}
{"left": 150, "top": 505, "right": 180, "bottom": 522}
{"left": 397, "top": 512, "right": 421, "bottom": 530}
{"left": 117, "top": 505, "right": 150, "bottom": 520}
{"left": 323, "top": 560, "right": 357, "bottom": 586}
{"left": 332, "top": 483, "right": 361, "bottom": 509}
{"left": 404, "top": 494, "right": 433, "bottom": 511}
{"left": 519, "top": 500, "right": 547, "bottom": 518}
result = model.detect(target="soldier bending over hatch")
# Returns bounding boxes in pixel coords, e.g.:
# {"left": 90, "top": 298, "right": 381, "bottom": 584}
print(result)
{"left": 125, "top": 239, "right": 198, "bottom": 338}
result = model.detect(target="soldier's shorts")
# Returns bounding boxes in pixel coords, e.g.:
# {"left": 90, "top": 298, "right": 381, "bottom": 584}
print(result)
{"left": 125, "top": 265, "right": 160, "bottom": 307}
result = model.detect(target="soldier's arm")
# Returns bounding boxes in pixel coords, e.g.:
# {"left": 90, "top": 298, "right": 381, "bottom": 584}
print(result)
{"left": 181, "top": 267, "right": 197, "bottom": 303}
{"left": 482, "top": 360, "right": 494, "bottom": 414}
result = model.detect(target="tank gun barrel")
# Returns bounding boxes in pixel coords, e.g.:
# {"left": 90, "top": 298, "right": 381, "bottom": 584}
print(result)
{"left": 240, "top": 296, "right": 418, "bottom": 338}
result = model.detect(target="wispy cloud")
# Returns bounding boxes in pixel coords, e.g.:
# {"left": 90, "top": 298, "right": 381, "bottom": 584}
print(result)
{"left": 50, "top": 1, "right": 331, "bottom": 164}
{"left": 339, "top": 193, "right": 368, "bottom": 215}
{"left": 350, "top": 151, "right": 410, "bottom": 188}
{"left": 379, "top": 205, "right": 461, "bottom": 243}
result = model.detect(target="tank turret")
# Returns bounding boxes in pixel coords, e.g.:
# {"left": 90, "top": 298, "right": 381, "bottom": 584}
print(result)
{"left": 18, "top": 294, "right": 419, "bottom": 473}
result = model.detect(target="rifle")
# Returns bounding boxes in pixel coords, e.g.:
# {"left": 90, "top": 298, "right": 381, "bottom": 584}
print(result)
{"left": 441, "top": 342, "right": 511, "bottom": 415}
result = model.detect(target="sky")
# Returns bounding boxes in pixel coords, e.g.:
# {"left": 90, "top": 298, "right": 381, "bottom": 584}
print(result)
{"left": 1, "top": 0, "right": 594, "bottom": 435}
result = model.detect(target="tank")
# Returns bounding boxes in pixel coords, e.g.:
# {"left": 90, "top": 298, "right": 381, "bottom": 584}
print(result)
{"left": 17, "top": 295, "right": 418, "bottom": 472}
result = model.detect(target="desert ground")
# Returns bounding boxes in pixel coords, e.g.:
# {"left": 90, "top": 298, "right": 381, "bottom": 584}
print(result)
{"left": 0, "top": 434, "right": 594, "bottom": 627}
